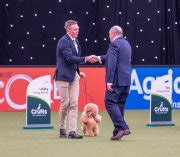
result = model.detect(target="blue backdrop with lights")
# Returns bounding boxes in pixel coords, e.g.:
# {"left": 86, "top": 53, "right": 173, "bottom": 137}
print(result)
{"left": 0, "top": 0, "right": 180, "bottom": 65}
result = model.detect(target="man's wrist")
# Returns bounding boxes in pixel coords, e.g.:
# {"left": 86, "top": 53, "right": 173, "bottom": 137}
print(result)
{"left": 85, "top": 57, "right": 88, "bottom": 63}
{"left": 97, "top": 56, "right": 102, "bottom": 64}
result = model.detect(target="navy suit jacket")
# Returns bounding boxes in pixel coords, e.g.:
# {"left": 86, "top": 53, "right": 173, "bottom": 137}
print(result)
{"left": 54, "top": 34, "right": 85, "bottom": 82}
{"left": 101, "top": 36, "right": 132, "bottom": 86}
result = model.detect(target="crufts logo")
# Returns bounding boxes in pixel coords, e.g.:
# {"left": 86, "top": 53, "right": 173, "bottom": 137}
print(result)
{"left": 31, "top": 104, "right": 47, "bottom": 116}
{"left": 154, "top": 102, "right": 169, "bottom": 114}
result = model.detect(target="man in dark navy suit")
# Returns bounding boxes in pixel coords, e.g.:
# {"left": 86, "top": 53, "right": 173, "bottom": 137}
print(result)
{"left": 54, "top": 20, "right": 93, "bottom": 139}
{"left": 91, "top": 26, "right": 132, "bottom": 140}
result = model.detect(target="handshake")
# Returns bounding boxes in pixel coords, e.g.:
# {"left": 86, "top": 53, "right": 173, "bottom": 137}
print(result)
{"left": 85, "top": 55, "right": 99, "bottom": 64}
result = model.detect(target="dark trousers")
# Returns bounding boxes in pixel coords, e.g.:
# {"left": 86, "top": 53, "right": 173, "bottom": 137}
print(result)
{"left": 105, "top": 86, "right": 130, "bottom": 136}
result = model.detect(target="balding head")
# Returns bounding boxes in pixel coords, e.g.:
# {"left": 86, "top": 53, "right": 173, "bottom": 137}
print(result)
{"left": 109, "top": 25, "right": 123, "bottom": 42}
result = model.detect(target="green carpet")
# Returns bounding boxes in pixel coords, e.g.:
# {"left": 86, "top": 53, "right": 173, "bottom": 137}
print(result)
{"left": 0, "top": 110, "right": 180, "bottom": 157}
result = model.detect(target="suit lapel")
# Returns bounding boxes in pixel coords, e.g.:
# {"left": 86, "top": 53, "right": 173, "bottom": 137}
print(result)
{"left": 65, "top": 34, "right": 79, "bottom": 56}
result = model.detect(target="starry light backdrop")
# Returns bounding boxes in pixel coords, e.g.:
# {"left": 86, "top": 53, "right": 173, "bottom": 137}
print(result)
{"left": 0, "top": 0, "right": 180, "bottom": 65}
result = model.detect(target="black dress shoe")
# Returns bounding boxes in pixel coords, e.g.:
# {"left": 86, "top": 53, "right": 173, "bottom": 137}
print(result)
{"left": 59, "top": 129, "right": 67, "bottom": 138}
{"left": 68, "top": 131, "right": 83, "bottom": 139}
{"left": 124, "top": 129, "right": 131, "bottom": 135}
{"left": 111, "top": 130, "right": 124, "bottom": 140}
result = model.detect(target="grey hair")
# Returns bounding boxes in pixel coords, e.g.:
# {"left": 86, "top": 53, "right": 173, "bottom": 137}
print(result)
{"left": 64, "top": 20, "right": 77, "bottom": 30}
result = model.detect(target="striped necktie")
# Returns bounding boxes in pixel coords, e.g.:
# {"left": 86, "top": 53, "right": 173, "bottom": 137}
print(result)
{"left": 73, "top": 39, "right": 78, "bottom": 54}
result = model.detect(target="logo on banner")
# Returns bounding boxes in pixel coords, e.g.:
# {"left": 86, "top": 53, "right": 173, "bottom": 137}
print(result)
{"left": 151, "top": 95, "right": 171, "bottom": 122}
{"left": 27, "top": 96, "right": 50, "bottom": 125}
{"left": 31, "top": 104, "right": 47, "bottom": 116}
{"left": 154, "top": 102, "right": 169, "bottom": 114}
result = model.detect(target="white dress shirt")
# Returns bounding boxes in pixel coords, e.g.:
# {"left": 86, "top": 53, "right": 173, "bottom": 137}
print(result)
{"left": 67, "top": 33, "right": 78, "bottom": 54}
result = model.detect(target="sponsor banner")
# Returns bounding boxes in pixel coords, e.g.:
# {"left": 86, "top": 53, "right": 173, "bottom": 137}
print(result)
{"left": 147, "top": 71, "right": 174, "bottom": 126}
{"left": 126, "top": 67, "right": 180, "bottom": 109}
{"left": 23, "top": 75, "right": 53, "bottom": 129}
{"left": 0, "top": 66, "right": 180, "bottom": 111}
{"left": 151, "top": 96, "right": 172, "bottom": 122}
{"left": 0, "top": 67, "right": 106, "bottom": 111}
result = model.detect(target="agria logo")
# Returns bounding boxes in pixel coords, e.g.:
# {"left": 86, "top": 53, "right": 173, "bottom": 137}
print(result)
{"left": 154, "top": 102, "right": 169, "bottom": 114}
{"left": 31, "top": 104, "right": 47, "bottom": 116}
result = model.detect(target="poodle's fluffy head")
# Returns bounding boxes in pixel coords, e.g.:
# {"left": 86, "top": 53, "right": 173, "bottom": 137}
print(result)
{"left": 84, "top": 103, "right": 99, "bottom": 117}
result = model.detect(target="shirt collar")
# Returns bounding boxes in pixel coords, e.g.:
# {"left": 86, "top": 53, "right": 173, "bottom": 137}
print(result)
{"left": 113, "top": 35, "right": 123, "bottom": 41}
